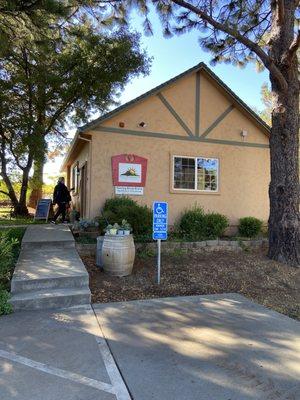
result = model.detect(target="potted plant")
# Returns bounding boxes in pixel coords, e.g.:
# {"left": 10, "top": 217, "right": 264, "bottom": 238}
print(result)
{"left": 122, "top": 219, "right": 132, "bottom": 235}
{"left": 110, "top": 223, "right": 119, "bottom": 235}
{"left": 118, "top": 227, "right": 124, "bottom": 235}
{"left": 105, "top": 224, "right": 113, "bottom": 235}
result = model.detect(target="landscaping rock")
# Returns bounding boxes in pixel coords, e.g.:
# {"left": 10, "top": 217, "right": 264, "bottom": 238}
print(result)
{"left": 206, "top": 240, "right": 219, "bottom": 246}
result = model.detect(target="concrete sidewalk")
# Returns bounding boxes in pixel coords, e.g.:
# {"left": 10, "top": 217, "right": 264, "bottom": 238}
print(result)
{"left": 95, "top": 294, "right": 300, "bottom": 400}
{"left": 0, "top": 306, "right": 130, "bottom": 400}
{"left": 1, "top": 294, "right": 299, "bottom": 400}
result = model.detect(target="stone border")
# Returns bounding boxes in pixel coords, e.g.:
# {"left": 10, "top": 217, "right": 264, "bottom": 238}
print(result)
{"left": 76, "top": 238, "right": 268, "bottom": 257}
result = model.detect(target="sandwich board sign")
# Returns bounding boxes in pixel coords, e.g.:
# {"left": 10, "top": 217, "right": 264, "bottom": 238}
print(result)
{"left": 34, "top": 199, "right": 52, "bottom": 222}
{"left": 153, "top": 201, "right": 168, "bottom": 284}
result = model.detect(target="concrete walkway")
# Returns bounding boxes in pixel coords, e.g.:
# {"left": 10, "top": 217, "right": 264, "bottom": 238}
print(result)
{"left": 0, "top": 294, "right": 299, "bottom": 399}
{"left": 95, "top": 294, "right": 300, "bottom": 400}
{"left": 10, "top": 225, "right": 91, "bottom": 311}
{"left": 0, "top": 306, "right": 130, "bottom": 400}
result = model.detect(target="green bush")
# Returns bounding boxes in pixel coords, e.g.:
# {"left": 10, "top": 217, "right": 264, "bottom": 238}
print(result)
{"left": 0, "top": 228, "right": 24, "bottom": 314}
{"left": 179, "top": 206, "right": 205, "bottom": 240}
{"left": 203, "top": 212, "right": 229, "bottom": 239}
{"left": 98, "top": 197, "right": 152, "bottom": 235}
{"left": 0, "top": 232, "right": 18, "bottom": 284}
{"left": 179, "top": 206, "right": 228, "bottom": 240}
{"left": 0, "top": 289, "right": 13, "bottom": 315}
{"left": 0, "top": 227, "right": 25, "bottom": 259}
{"left": 238, "top": 217, "right": 263, "bottom": 238}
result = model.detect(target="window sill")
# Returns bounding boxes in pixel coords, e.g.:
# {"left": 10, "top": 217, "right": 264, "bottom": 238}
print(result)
{"left": 170, "top": 188, "right": 221, "bottom": 195}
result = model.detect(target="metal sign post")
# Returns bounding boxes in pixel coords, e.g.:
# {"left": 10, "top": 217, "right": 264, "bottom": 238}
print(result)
{"left": 157, "top": 239, "right": 161, "bottom": 284}
{"left": 152, "top": 202, "right": 168, "bottom": 285}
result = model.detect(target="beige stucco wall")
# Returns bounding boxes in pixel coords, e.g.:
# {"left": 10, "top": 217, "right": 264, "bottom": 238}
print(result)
{"left": 89, "top": 133, "right": 269, "bottom": 227}
{"left": 67, "top": 69, "right": 270, "bottom": 228}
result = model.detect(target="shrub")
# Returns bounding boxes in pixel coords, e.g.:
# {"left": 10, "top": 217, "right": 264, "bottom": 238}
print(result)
{"left": 0, "top": 231, "right": 18, "bottom": 284}
{"left": 203, "top": 212, "right": 229, "bottom": 239}
{"left": 0, "top": 228, "right": 24, "bottom": 315}
{"left": 97, "top": 197, "right": 152, "bottom": 235}
{"left": 238, "top": 217, "right": 263, "bottom": 238}
{"left": 0, "top": 289, "right": 13, "bottom": 315}
{"left": 179, "top": 206, "right": 228, "bottom": 240}
{"left": 0, "top": 227, "right": 24, "bottom": 285}
{"left": 179, "top": 206, "right": 206, "bottom": 240}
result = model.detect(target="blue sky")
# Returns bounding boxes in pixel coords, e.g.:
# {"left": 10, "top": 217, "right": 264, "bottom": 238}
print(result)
{"left": 120, "top": 8, "right": 269, "bottom": 109}
{"left": 45, "top": 8, "right": 269, "bottom": 179}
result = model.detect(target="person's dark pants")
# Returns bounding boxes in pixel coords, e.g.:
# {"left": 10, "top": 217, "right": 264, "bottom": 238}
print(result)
{"left": 53, "top": 202, "right": 67, "bottom": 222}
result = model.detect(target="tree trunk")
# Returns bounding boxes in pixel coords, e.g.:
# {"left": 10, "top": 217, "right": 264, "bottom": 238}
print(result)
{"left": 268, "top": 2, "right": 300, "bottom": 266}
{"left": 28, "top": 158, "right": 44, "bottom": 208}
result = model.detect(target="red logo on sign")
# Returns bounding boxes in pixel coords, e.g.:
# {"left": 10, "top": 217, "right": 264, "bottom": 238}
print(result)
{"left": 111, "top": 154, "right": 148, "bottom": 187}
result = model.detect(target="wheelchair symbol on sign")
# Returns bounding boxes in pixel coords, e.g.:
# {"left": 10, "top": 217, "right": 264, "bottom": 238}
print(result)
{"left": 155, "top": 204, "right": 164, "bottom": 214}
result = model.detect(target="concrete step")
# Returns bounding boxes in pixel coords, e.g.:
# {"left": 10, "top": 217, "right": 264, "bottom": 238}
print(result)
{"left": 10, "top": 288, "right": 91, "bottom": 312}
{"left": 21, "top": 224, "right": 75, "bottom": 251}
{"left": 11, "top": 274, "right": 89, "bottom": 294}
{"left": 22, "top": 241, "right": 75, "bottom": 250}
{"left": 11, "top": 248, "right": 89, "bottom": 294}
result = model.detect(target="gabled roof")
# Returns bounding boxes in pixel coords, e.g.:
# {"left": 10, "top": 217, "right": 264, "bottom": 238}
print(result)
{"left": 78, "top": 61, "right": 270, "bottom": 134}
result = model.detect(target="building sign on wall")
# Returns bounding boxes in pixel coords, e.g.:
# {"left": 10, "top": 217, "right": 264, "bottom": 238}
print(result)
{"left": 115, "top": 186, "right": 144, "bottom": 195}
{"left": 112, "top": 154, "right": 147, "bottom": 195}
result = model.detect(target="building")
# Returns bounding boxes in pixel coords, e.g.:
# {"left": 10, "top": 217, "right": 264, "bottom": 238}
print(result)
{"left": 61, "top": 62, "right": 270, "bottom": 231}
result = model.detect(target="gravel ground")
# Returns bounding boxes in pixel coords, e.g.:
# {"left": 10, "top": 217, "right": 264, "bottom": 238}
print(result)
{"left": 80, "top": 247, "right": 300, "bottom": 320}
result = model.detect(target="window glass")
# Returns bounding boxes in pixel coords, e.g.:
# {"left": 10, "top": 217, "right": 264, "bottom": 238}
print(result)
{"left": 197, "top": 158, "right": 218, "bottom": 191}
{"left": 173, "top": 156, "right": 218, "bottom": 192}
{"left": 174, "top": 157, "right": 195, "bottom": 189}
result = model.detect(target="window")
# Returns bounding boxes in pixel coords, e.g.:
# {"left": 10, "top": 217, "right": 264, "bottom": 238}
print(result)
{"left": 173, "top": 156, "right": 219, "bottom": 192}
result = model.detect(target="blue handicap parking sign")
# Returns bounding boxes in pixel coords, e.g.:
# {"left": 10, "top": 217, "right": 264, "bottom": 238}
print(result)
{"left": 153, "top": 202, "right": 168, "bottom": 240}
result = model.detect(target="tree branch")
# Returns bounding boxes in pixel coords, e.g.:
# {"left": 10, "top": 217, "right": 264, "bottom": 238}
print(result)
{"left": 282, "top": 30, "right": 300, "bottom": 64}
{"left": 45, "top": 96, "right": 80, "bottom": 135}
{"left": 170, "top": 0, "right": 288, "bottom": 91}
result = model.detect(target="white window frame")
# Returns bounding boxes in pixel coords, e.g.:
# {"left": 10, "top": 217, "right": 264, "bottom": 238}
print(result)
{"left": 172, "top": 155, "right": 219, "bottom": 192}
{"left": 72, "top": 163, "right": 79, "bottom": 194}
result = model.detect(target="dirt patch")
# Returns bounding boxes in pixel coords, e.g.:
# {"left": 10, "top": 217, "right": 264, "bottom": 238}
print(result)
{"left": 80, "top": 248, "right": 300, "bottom": 320}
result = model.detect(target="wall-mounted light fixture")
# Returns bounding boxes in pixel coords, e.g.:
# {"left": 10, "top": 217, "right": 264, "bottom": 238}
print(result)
{"left": 241, "top": 130, "right": 248, "bottom": 138}
{"left": 138, "top": 121, "right": 147, "bottom": 128}
{"left": 119, "top": 122, "right": 125, "bottom": 128}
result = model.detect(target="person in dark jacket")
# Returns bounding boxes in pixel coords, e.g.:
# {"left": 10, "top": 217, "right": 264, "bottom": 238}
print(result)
{"left": 52, "top": 177, "right": 71, "bottom": 223}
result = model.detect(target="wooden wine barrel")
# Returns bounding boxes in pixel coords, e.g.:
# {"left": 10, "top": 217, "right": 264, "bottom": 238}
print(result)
{"left": 102, "top": 235, "right": 135, "bottom": 276}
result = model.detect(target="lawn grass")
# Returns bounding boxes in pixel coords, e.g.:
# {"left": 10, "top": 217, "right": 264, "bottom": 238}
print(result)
{"left": 0, "top": 207, "right": 46, "bottom": 226}
{"left": 0, "top": 218, "right": 46, "bottom": 226}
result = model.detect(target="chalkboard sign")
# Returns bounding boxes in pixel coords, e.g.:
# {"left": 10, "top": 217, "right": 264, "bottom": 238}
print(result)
{"left": 34, "top": 199, "right": 52, "bottom": 222}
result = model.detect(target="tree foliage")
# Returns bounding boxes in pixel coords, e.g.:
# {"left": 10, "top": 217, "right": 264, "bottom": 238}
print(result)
{"left": 108, "top": 1, "right": 299, "bottom": 88}
{"left": 0, "top": 20, "right": 150, "bottom": 214}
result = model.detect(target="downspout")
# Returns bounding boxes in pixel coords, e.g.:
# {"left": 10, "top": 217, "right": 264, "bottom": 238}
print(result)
{"left": 78, "top": 135, "right": 92, "bottom": 219}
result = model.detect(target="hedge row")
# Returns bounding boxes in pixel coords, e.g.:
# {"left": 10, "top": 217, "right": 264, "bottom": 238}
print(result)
{"left": 96, "top": 197, "right": 263, "bottom": 241}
